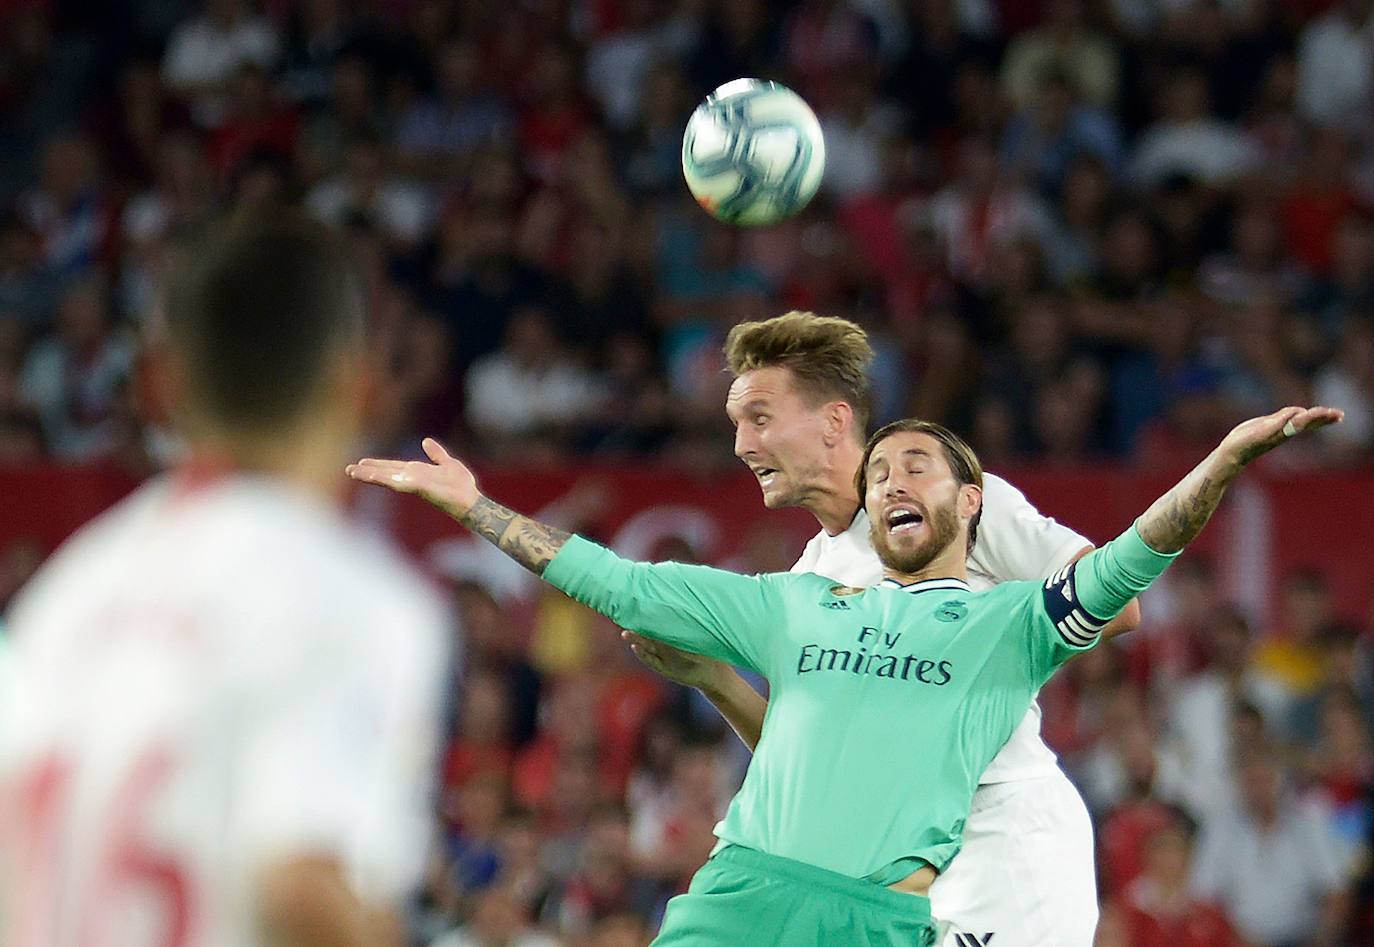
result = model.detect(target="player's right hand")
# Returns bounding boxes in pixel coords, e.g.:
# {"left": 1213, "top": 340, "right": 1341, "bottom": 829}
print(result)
{"left": 1219, "top": 405, "right": 1344, "bottom": 469}
{"left": 622, "top": 631, "right": 732, "bottom": 692}
{"left": 347, "top": 438, "right": 481, "bottom": 519}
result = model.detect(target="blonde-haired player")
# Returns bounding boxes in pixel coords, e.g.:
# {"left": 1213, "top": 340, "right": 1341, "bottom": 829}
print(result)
{"left": 626, "top": 310, "right": 1139, "bottom": 946}
{"left": 0, "top": 215, "right": 448, "bottom": 947}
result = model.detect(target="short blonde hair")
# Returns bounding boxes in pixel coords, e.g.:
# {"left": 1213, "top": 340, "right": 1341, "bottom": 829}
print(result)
{"left": 856, "top": 419, "right": 985, "bottom": 553}
{"left": 723, "top": 311, "right": 874, "bottom": 436}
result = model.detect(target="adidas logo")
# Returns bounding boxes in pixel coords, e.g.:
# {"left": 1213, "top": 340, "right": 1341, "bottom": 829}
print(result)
{"left": 820, "top": 600, "right": 850, "bottom": 610}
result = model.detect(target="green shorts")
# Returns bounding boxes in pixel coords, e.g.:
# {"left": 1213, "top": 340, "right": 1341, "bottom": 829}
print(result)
{"left": 652, "top": 845, "right": 938, "bottom": 946}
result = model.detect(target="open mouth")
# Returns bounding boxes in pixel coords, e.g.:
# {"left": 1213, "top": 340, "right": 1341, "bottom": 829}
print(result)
{"left": 885, "top": 507, "right": 925, "bottom": 534}
{"left": 753, "top": 466, "right": 779, "bottom": 482}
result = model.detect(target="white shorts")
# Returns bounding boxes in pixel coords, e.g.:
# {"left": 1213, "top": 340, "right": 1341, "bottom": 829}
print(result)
{"left": 931, "top": 770, "right": 1098, "bottom": 947}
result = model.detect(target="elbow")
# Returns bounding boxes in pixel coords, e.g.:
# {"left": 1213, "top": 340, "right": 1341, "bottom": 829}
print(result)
{"left": 1103, "top": 598, "right": 1143, "bottom": 640}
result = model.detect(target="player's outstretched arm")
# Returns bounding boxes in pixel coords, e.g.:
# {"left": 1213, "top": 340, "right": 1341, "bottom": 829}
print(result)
{"left": 1069, "top": 406, "right": 1343, "bottom": 626}
{"left": 348, "top": 439, "right": 779, "bottom": 671}
{"left": 1134, "top": 406, "right": 1342, "bottom": 553}
{"left": 347, "top": 438, "right": 571, "bottom": 574}
{"left": 1028, "top": 406, "right": 1342, "bottom": 685}
{"left": 623, "top": 631, "right": 768, "bottom": 751}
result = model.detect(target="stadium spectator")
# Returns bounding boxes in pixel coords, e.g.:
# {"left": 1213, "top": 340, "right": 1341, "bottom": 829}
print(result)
{"left": 1191, "top": 748, "right": 1350, "bottom": 947}
{"left": 305, "top": 134, "right": 430, "bottom": 247}
{"left": 1168, "top": 606, "right": 1288, "bottom": 818}
{"left": 1253, "top": 569, "right": 1342, "bottom": 721}
{"left": 1128, "top": 68, "right": 1260, "bottom": 189}
{"left": 1295, "top": 0, "right": 1374, "bottom": 129}
{"left": 161, "top": 0, "right": 281, "bottom": 128}
{"left": 393, "top": 38, "right": 512, "bottom": 182}
{"left": 296, "top": 54, "right": 385, "bottom": 184}
{"left": 1000, "top": 68, "right": 1124, "bottom": 195}
{"left": 431, "top": 886, "right": 561, "bottom": 947}
{"left": 1000, "top": 0, "right": 1120, "bottom": 111}
{"left": 17, "top": 133, "right": 112, "bottom": 278}
{"left": 926, "top": 135, "right": 1055, "bottom": 288}
{"left": 464, "top": 303, "right": 606, "bottom": 456}
{"left": 93, "top": 56, "right": 194, "bottom": 191}
{"left": 18, "top": 273, "right": 134, "bottom": 462}
{"left": 1103, "top": 807, "right": 1247, "bottom": 947}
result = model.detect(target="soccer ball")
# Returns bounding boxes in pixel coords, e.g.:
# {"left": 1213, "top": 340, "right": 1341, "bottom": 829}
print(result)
{"left": 681, "top": 79, "right": 826, "bottom": 227}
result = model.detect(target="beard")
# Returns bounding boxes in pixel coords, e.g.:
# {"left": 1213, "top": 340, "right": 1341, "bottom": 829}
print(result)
{"left": 869, "top": 497, "right": 962, "bottom": 574}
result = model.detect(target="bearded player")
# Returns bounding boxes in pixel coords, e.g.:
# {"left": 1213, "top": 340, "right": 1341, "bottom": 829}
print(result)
{"left": 0, "top": 216, "right": 448, "bottom": 947}
{"left": 627, "top": 312, "right": 1136, "bottom": 946}
{"left": 349, "top": 399, "right": 1338, "bottom": 945}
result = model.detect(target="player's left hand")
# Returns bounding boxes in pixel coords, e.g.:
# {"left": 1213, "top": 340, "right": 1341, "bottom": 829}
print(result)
{"left": 1219, "top": 405, "right": 1344, "bottom": 469}
{"left": 622, "top": 631, "right": 733, "bottom": 691}
{"left": 346, "top": 438, "right": 481, "bottom": 518}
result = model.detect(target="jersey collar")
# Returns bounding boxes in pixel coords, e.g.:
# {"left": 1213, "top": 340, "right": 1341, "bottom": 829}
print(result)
{"left": 877, "top": 577, "right": 972, "bottom": 595}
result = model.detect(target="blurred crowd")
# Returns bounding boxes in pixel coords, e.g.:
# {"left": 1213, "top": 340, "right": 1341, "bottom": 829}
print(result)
{"left": 4, "top": 0, "right": 1374, "bottom": 472}
{"left": 5, "top": 0, "right": 1374, "bottom": 944}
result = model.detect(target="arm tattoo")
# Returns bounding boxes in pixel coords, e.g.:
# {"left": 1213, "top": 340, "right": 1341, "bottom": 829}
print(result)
{"left": 1135, "top": 458, "right": 1237, "bottom": 554}
{"left": 460, "top": 496, "right": 571, "bottom": 574}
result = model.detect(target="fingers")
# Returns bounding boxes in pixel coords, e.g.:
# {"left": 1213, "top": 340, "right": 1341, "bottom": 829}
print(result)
{"left": 1285, "top": 406, "right": 1345, "bottom": 435}
{"left": 622, "top": 630, "right": 658, "bottom": 654}
{"left": 422, "top": 437, "right": 453, "bottom": 465}
{"left": 622, "top": 630, "right": 664, "bottom": 665}
{"left": 346, "top": 465, "right": 413, "bottom": 489}
{"left": 348, "top": 459, "right": 408, "bottom": 475}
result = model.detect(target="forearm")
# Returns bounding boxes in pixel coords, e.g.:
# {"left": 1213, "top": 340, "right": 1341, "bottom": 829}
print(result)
{"left": 1134, "top": 446, "right": 1243, "bottom": 554}
{"left": 699, "top": 671, "right": 768, "bottom": 752}
{"left": 459, "top": 496, "right": 570, "bottom": 574}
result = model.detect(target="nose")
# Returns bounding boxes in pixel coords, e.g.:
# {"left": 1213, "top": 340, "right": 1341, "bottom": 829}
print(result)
{"left": 734, "top": 424, "right": 756, "bottom": 459}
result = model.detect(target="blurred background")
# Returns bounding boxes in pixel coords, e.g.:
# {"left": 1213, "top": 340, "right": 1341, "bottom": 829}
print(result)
{"left": 3, "top": 0, "right": 1374, "bottom": 944}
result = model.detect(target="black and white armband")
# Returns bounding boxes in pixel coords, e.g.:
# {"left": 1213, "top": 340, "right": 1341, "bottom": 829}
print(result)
{"left": 1042, "top": 562, "right": 1109, "bottom": 648}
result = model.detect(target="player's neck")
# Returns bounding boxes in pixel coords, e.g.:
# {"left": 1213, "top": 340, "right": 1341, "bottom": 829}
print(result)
{"left": 807, "top": 487, "right": 862, "bottom": 536}
{"left": 805, "top": 441, "right": 865, "bottom": 536}
{"left": 881, "top": 544, "right": 971, "bottom": 586}
{"left": 184, "top": 425, "right": 353, "bottom": 505}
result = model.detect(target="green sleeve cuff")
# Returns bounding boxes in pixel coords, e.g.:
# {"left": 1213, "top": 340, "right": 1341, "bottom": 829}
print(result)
{"left": 543, "top": 534, "right": 608, "bottom": 592}
{"left": 1126, "top": 521, "right": 1184, "bottom": 567}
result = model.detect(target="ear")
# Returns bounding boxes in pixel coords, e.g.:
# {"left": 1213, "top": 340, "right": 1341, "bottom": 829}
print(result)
{"left": 958, "top": 483, "right": 982, "bottom": 521}
{"left": 823, "top": 400, "right": 854, "bottom": 447}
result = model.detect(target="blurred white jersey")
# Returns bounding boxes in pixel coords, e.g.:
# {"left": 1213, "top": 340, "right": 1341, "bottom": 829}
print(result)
{"left": 790, "top": 472, "right": 1098, "bottom": 945}
{"left": 0, "top": 473, "right": 449, "bottom": 947}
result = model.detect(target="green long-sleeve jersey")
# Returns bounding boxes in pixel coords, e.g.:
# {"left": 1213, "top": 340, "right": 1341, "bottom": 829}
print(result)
{"left": 544, "top": 523, "right": 1176, "bottom": 882}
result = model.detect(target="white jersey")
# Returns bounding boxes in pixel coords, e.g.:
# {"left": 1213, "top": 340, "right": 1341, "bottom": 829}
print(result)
{"left": 790, "top": 473, "right": 1089, "bottom": 783}
{"left": 0, "top": 474, "right": 449, "bottom": 947}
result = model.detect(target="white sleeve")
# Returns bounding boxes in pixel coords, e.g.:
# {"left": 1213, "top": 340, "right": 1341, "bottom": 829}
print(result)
{"left": 235, "top": 594, "right": 449, "bottom": 904}
{"left": 966, "top": 473, "right": 1091, "bottom": 583}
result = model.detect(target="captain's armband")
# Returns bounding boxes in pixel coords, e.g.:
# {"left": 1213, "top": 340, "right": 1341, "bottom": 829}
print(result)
{"left": 1042, "top": 561, "right": 1109, "bottom": 649}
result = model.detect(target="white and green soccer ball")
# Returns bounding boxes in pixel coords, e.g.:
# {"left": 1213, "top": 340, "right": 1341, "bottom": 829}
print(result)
{"left": 681, "top": 78, "right": 826, "bottom": 227}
